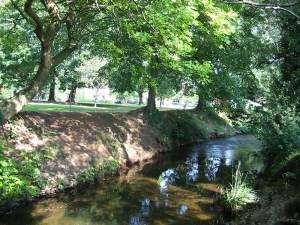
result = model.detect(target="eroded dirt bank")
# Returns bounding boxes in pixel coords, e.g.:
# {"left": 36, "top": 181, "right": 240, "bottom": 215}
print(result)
{"left": 0, "top": 109, "right": 235, "bottom": 210}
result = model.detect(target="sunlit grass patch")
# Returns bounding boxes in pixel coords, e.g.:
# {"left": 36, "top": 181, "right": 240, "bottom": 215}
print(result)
{"left": 22, "top": 103, "right": 142, "bottom": 113}
{"left": 22, "top": 103, "right": 174, "bottom": 113}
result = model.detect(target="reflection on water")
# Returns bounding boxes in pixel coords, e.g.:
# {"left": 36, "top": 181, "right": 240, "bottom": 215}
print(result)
{"left": 0, "top": 135, "right": 262, "bottom": 225}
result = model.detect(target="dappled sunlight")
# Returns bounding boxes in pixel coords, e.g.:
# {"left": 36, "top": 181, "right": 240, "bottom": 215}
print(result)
{"left": 196, "top": 183, "right": 221, "bottom": 194}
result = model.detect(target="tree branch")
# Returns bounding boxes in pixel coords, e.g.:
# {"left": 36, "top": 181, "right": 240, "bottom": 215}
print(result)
{"left": 223, "top": 0, "right": 300, "bottom": 20}
{"left": 53, "top": 44, "right": 77, "bottom": 66}
{"left": 10, "top": 0, "right": 31, "bottom": 24}
{"left": 40, "top": 0, "right": 62, "bottom": 22}
{"left": 24, "top": 0, "right": 44, "bottom": 41}
{"left": 52, "top": 19, "right": 78, "bottom": 66}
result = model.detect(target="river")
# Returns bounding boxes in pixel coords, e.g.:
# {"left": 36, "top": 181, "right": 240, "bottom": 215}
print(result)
{"left": 0, "top": 135, "right": 262, "bottom": 225}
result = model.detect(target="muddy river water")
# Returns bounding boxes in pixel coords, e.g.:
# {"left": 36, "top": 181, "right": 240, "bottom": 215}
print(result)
{"left": 0, "top": 135, "right": 262, "bottom": 225}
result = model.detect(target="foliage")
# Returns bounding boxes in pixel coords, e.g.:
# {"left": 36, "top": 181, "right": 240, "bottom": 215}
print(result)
{"left": 251, "top": 106, "right": 300, "bottom": 165}
{"left": 220, "top": 162, "right": 258, "bottom": 211}
{"left": 58, "top": 53, "right": 106, "bottom": 95}
{"left": 0, "top": 144, "right": 43, "bottom": 202}
{"left": 244, "top": 13, "right": 300, "bottom": 174}
{"left": 267, "top": 148, "right": 300, "bottom": 185}
{"left": 0, "top": 3, "right": 39, "bottom": 90}
{"left": 77, "top": 158, "right": 120, "bottom": 184}
{"left": 102, "top": 0, "right": 238, "bottom": 109}
{"left": 184, "top": 1, "right": 240, "bottom": 105}
{"left": 147, "top": 109, "right": 231, "bottom": 147}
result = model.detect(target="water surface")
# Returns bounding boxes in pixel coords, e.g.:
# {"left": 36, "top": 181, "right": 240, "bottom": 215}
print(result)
{"left": 0, "top": 135, "right": 262, "bottom": 225}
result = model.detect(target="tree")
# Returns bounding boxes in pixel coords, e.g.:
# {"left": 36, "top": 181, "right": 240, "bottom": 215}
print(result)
{"left": 181, "top": 1, "right": 241, "bottom": 111}
{"left": 0, "top": 0, "right": 108, "bottom": 121}
{"left": 104, "top": 0, "right": 223, "bottom": 112}
{"left": 48, "top": 70, "right": 57, "bottom": 102}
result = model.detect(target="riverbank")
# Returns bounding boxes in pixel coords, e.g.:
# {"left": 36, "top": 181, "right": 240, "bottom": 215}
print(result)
{"left": 228, "top": 152, "right": 300, "bottom": 225}
{"left": 228, "top": 183, "right": 300, "bottom": 225}
{"left": 0, "top": 108, "right": 236, "bottom": 213}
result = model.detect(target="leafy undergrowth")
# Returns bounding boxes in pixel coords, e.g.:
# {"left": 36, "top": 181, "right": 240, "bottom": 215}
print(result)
{"left": 77, "top": 157, "right": 120, "bottom": 184}
{"left": 0, "top": 142, "right": 44, "bottom": 202}
{"left": 228, "top": 185, "right": 300, "bottom": 225}
{"left": 225, "top": 151, "right": 300, "bottom": 225}
{"left": 271, "top": 148, "right": 300, "bottom": 186}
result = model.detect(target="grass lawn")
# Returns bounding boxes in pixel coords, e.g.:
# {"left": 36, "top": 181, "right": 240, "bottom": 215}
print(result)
{"left": 23, "top": 102, "right": 143, "bottom": 113}
{"left": 22, "top": 102, "right": 177, "bottom": 113}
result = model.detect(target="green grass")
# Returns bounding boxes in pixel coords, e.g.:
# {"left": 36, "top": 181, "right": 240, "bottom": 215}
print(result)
{"left": 23, "top": 103, "right": 143, "bottom": 113}
{"left": 220, "top": 162, "right": 258, "bottom": 211}
{"left": 22, "top": 102, "right": 176, "bottom": 113}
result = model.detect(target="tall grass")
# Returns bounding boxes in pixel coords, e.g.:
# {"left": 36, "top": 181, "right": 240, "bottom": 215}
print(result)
{"left": 220, "top": 162, "right": 258, "bottom": 211}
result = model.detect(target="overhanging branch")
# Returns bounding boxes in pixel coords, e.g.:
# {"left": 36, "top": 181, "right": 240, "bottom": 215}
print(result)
{"left": 24, "top": 0, "right": 44, "bottom": 41}
{"left": 223, "top": 0, "right": 300, "bottom": 20}
{"left": 10, "top": 0, "right": 31, "bottom": 24}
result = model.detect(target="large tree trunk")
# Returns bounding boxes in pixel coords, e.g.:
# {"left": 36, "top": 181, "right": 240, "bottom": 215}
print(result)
{"left": 138, "top": 91, "right": 143, "bottom": 105}
{"left": 0, "top": 84, "right": 3, "bottom": 97}
{"left": 67, "top": 85, "right": 77, "bottom": 103}
{"left": 0, "top": 42, "right": 53, "bottom": 121}
{"left": 195, "top": 94, "right": 206, "bottom": 111}
{"left": 48, "top": 71, "right": 56, "bottom": 102}
{"left": 159, "top": 97, "right": 164, "bottom": 108}
{"left": 146, "top": 85, "right": 156, "bottom": 111}
{"left": 0, "top": 0, "right": 77, "bottom": 123}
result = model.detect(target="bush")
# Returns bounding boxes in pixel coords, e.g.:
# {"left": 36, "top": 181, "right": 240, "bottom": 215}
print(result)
{"left": 147, "top": 110, "right": 207, "bottom": 147}
{"left": 77, "top": 157, "right": 120, "bottom": 183}
{"left": 0, "top": 144, "right": 43, "bottom": 202}
{"left": 220, "top": 162, "right": 258, "bottom": 211}
{"left": 271, "top": 149, "right": 300, "bottom": 185}
{"left": 250, "top": 106, "right": 300, "bottom": 166}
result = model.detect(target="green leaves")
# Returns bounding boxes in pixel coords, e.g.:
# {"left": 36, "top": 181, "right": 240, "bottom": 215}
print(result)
{"left": 0, "top": 145, "right": 43, "bottom": 201}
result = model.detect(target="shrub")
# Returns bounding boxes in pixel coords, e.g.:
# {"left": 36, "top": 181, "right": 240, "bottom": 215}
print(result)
{"left": 77, "top": 157, "right": 120, "bottom": 183}
{"left": 0, "top": 144, "right": 43, "bottom": 202}
{"left": 220, "top": 162, "right": 258, "bottom": 211}
{"left": 147, "top": 110, "right": 207, "bottom": 147}
{"left": 250, "top": 106, "right": 300, "bottom": 166}
{"left": 271, "top": 149, "right": 300, "bottom": 185}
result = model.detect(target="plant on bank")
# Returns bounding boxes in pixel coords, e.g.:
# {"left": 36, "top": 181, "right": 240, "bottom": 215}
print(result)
{"left": 0, "top": 144, "right": 43, "bottom": 202}
{"left": 77, "top": 157, "right": 120, "bottom": 184}
{"left": 147, "top": 110, "right": 207, "bottom": 147}
{"left": 220, "top": 162, "right": 258, "bottom": 211}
